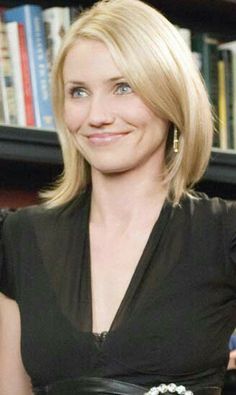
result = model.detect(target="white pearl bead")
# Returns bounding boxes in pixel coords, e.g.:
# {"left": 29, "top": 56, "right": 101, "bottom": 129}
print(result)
{"left": 176, "top": 385, "right": 186, "bottom": 394}
{"left": 168, "top": 383, "right": 177, "bottom": 393}
{"left": 158, "top": 384, "right": 168, "bottom": 393}
{"left": 145, "top": 383, "right": 194, "bottom": 395}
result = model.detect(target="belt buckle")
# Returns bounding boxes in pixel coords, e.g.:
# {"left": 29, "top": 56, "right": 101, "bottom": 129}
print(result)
{"left": 144, "top": 383, "right": 194, "bottom": 395}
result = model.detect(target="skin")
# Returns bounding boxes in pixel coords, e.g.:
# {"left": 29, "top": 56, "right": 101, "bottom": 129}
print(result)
{"left": 0, "top": 293, "right": 32, "bottom": 394}
{"left": 63, "top": 39, "right": 170, "bottom": 177}
{"left": 0, "top": 38, "right": 234, "bottom": 392}
{"left": 228, "top": 350, "right": 236, "bottom": 370}
{"left": 63, "top": 39, "right": 172, "bottom": 332}
{"left": 0, "top": 38, "right": 171, "bottom": 392}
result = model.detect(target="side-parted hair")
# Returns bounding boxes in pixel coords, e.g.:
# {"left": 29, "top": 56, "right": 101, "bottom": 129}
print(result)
{"left": 40, "top": 0, "right": 213, "bottom": 207}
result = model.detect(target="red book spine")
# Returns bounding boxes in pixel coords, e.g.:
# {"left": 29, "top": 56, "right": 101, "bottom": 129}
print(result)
{"left": 18, "top": 23, "right": 35, "bottom": 126}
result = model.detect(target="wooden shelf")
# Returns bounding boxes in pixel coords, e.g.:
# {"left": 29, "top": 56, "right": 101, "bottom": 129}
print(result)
{"left": 1, "top": 126, "right": 236, "bottom": 189}
{"left": 149, "top": 0, "right": 236, "bottom": 35}
{"left": 2, "top": 0, "right": 236, "bottom": 36}
{"left": 0, "top": 126, "right": 62, "bottom": 190}
{"left": 1, "top": 0, "right": 236, "bottom": 196}
{"left": 0, "top": 125, "right": 62, "bottom": 165}
{"left": 205, "top": 149, "right": 236, "bottom": 184}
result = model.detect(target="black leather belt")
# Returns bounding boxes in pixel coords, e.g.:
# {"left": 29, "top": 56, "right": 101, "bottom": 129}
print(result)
{"left": 33, "top": 377, "right": 221, "bottom": 395}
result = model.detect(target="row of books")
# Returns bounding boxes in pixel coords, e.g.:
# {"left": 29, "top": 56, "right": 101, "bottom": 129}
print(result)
{"left": 0, "top": 4, "right": 235, "bottom": 151}
{"left": 177, "top": 28, "right": 236, "bottom": 150}
{"left": 0, "top": 4, "right": 81, "bottom": 130}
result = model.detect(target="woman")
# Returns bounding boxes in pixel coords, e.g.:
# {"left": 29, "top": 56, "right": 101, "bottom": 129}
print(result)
{"left": 0, "top": 0, "right": 235, "bottom": 394}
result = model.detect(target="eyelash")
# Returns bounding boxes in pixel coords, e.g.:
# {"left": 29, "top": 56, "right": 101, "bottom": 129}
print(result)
{"left": 69, "top": 87, "right": 87, "bottom": 98}
{"left": 115, "top": 82, "right": 133, "bottom": 95}
{"left": 68, "top": 82, "right": 133, "bottom": 98}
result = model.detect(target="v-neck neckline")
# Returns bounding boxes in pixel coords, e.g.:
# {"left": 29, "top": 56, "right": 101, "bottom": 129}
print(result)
{"left": 85, "top": 195, "right": 173, "bottom": 335}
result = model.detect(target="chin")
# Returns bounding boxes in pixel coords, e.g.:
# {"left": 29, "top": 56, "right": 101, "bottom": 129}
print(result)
{"left": 96, "top": 167, "right": 130, "bottom": 175}
{"left": 92, "top": 162, "right": 132, "bottom": 175}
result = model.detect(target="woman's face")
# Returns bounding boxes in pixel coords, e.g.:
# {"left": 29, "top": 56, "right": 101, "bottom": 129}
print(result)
{"left": 63, "top": 39, "right": 169, "bottom": 175}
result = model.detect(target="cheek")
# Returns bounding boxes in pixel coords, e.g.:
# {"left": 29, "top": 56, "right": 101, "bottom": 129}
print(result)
{"left": 117, "top": 103, "right": 151, "bottom": 127}
{"left": 122, "top": 97, "right": 154, "bottom": 127}
{"left": 63, "top": 102, "right": 85, "bottom": 132}
{"left": 133, "top": 101, "right": 169, "bottom": 134}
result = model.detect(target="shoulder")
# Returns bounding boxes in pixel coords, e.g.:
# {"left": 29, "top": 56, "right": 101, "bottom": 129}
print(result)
{"left": 178, "top": 192, "right": 236, "bottom": 247}
{"left": 2, "top": 190, "right": 89, "bottom": 238}
{"left": 180, "top": 191, "right": 236, "bottom": 219}
{"left": 1, "top": 191, "right": 90, "bottom": 277}
{"left": 1, "top": 193, "right": 89, "bottom": 245}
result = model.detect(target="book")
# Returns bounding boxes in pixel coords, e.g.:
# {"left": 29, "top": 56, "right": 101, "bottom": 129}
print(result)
{"left": 175, "top": 25, "right": 191, "bottom": 49}
{"left": 6, "top": 22, "right": 26, "bottom": 126}
{"left": 0, "top": 10, "right": 5, "bottom": 123}
{"left": 0, "top": 20, "right": 17, "bottom": 125}
{"left": 70, "top": 6, "right": 83, "bottom": 23}
{"left": 219, "top": 41, "right": 236, "bottom": 149}
{"left": 218, "top": 55, "right": 227, "bottom": 150}
{"left": 18, "top": 23, "right": 35, "bottom": 127}
{"left": 191, "top": 33, "right": 219, "bottom": 147}
{"left": 43, "top": 7, "right": 70, "bottom": 77}
{"left": 4, "top": 5, "right": 55, "bottom": 130}
{"left": 0, "top": 80, "right": 4, "bottom": 123}
{"left": 218, "top": 49, "right": 234, "bottom": 150}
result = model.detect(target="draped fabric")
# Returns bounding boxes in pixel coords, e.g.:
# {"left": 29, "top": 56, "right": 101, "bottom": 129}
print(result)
{"left": 0, "top": 191, "right": 236, "bottom": 391}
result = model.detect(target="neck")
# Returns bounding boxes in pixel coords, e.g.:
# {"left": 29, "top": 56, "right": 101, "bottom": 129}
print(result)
{"left": 90, "top": 166, "right": 168, "bottom": 229}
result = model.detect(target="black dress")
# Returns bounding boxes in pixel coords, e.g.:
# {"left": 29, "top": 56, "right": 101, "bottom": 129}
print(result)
{"left": 0, "top": 190, "right": 236, "bottom": 392}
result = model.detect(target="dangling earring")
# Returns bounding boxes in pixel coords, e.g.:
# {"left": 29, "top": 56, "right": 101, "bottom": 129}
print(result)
{"left": 173, "top": 127, "right": 179, "bottom": 153}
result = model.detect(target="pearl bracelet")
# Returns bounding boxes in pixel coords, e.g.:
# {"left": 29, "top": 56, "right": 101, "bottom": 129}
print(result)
{"left": 144, "top": 383, "right": 194, "bottom": 395}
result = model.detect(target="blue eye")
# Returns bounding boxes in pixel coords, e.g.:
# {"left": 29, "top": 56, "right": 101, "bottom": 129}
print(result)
{"left": 115, "top": 83, "right": 133, "bottom": 95}
{"left": 69, "top": 87, "right": 88, "bottom": 98}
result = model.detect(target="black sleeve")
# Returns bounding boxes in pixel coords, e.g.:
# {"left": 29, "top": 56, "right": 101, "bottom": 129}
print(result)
{"left": 225, "top": 200, "right": 236, "bottom": 296}
{"left": 0, "top": 209, "right": 16, "bottom": 299}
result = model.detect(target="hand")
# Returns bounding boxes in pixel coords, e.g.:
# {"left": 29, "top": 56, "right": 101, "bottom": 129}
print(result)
{"left": 227, "top": 350, "right": 236, "bottom": 370}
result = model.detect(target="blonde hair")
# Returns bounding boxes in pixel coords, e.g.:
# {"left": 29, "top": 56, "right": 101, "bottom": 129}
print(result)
{"left": 40, "top": 0, "right": 213, "bottom": 207}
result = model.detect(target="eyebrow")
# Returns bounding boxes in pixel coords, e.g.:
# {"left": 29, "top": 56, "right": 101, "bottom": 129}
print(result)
{"left": 64, "top": 76, "right": 125, "bottom": 85}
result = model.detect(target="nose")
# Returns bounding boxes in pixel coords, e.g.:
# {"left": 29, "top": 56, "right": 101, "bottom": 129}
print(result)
{"left": 88, "top": 94, "right": 115, "bottom": 127}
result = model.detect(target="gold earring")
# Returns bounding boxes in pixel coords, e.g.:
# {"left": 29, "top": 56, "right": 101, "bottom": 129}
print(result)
{"left": 173, "top": 128, "right": 179, "bottom": 153}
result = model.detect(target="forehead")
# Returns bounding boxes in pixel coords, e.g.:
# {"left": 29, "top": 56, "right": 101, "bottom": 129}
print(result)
{"left": 63, "top": 39, "right": 122, "bottom": 81}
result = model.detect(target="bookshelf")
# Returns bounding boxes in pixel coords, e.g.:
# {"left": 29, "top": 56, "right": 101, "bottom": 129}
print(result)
{"left": 1, "top": 0, "right": 236, "bottom": 205}
{"left": 199, "top": 149, "right": 236, "bottom": 200}
{"left": 2, "top": 127, "right": 236, "bottom": 184}
{"left": 0, "top": 126, "right": 60, "bottom": 164}
{"left": 0, "top": 126, "right": 62, "bottom": 192}
{"left": 1, "top": 0, "right": 236, "bottom": 35}
{"left": 0, "top": 126, "right": 62, "bottom": 207}
{"left": 1, "top": 126, "right": 236, "bottom": 199}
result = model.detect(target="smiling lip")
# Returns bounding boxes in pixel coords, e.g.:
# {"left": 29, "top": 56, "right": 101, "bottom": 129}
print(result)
{"left": 86, "top": 132, "right": 130, "bottom": 145}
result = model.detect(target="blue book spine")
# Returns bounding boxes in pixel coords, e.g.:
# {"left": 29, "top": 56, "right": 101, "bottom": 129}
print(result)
{"left": 4, "top": 5, "right": 55, "bottom": 129}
